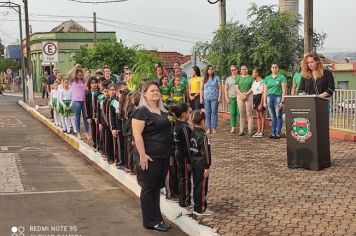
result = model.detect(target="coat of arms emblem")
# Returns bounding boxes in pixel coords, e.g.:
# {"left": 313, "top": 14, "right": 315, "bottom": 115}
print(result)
{"left": 291, "top": 117, "right": 312, "bottom": 143}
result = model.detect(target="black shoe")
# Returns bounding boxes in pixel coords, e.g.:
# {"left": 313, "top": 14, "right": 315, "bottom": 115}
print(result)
{"left": 145, "top": 223, "right": 168, "bottom": 232}
{"left": 274, "top": 135, "right": 281, "bottom": 139}
{"left": 161, "top": 221, "right": 171, "bottom": 230}
{"left": 269, "top": 134, "right": 276, "bottom": 139}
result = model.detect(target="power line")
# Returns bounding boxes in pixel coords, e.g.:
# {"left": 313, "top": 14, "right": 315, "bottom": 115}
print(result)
{"left": 97, "top": 21, "right": 197, "bottom": 44}
{"left": 67, "top": 0, "right": 128, "bottom": 3}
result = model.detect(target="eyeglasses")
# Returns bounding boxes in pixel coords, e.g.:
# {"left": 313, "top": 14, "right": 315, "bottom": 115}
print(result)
{"left": 230, "top": 68, "right": 237, "bottom": 71}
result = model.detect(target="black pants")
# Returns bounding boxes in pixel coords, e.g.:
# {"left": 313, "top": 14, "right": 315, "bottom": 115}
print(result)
{"left": 89, "top": 118, "right": 97, "bottom": 148}
{"left": 192, "top": 167, "right": 209, "bottom": 213}
{"left": 119, "top": 133, "right": 125, "bottom": 166}
{"left": 175, "top": 149, "right": 192, "bottom": 207}
{"left": 124, "top": 136, "right": 134, "bottom": 171}
{"left": 140, "top": 158, "right": 169, "bottom": 228}
{"left": 103, "top": 126, "right": 114, "bottom": 162}
{"left": 189, "top": 95, "right": 201, "bottom": 111}
{"left": 97, "top": 123, "right": 103, "bottom": 152}
{"left": 165, "top": 156, "right": 178, "bottom": 198}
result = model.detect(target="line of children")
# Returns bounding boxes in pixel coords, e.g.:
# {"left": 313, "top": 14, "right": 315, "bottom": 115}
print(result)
{"left": 167, "top": 104, "right": 213, "bottom": 216}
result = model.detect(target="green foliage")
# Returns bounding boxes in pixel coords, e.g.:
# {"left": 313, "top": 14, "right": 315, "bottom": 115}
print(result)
{"left": 0, "top": 58, "right": 20, "bottom": 73}
{"left": 73, "top": 41, "right": 137, "bottom": 74}
{"left": 73, "top": 41, "right": 161, "bottom": 92}
{"left": 130, "top": 50, "right": 161, "bottom": 90}
{"left": 192, "top": 3, "right": 326, "bottom": 78}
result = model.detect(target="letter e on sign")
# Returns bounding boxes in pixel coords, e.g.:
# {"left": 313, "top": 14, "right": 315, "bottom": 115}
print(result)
{"left": 42, "top": 41, "right": 59, "bottom": 62}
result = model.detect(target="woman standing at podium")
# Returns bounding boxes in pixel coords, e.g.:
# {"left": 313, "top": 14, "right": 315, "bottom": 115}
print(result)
{"left": 298, "top": 52, "right": 335, "bottom": 97}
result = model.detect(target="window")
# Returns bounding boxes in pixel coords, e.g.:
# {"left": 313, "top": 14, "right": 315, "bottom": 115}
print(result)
{"left": 338, "top": 81, "right": 349, "bottom": 90}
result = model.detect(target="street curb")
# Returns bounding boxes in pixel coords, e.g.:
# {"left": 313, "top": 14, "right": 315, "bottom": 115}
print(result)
{"left": 3, "top": 92, "right": 42, "bottom": 98}
{"left": 18, "top": 100, "right": 219, "bottom": 236}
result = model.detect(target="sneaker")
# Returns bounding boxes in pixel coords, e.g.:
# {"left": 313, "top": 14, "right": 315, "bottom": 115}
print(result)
{"left": 206, "top": 129, "right": 211, "bottom": 134}
{"left": 238, "top": 132, "right": 244, "bottom": 136}
{"left": 118, "top": 165, "right": 126, "bottom": 170}
{"left": 247, "top": 132, "right": 253, "bottom": 136}
{"left": 252, "top": 132, "right": 260, "bottom": 138}
{"left": 193, "top": 210, "right": 213, "bottom": 216}
{"left": 274, "top": 135, "right": 281, "bottom": 139}
{"left": 269, "top": 134, "right": 276, "bottom": 139}
{"left": 230, "top": 127, "right": 235, "bottom": 133}
{"left": 212, "top": 129, "right": 217, "bottom": 134}
{"left": 202, "top": 209, "right": 214, "bottom": 216}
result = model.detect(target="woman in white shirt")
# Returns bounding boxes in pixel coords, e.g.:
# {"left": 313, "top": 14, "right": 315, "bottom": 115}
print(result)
{"left": 251, "top": 68, "right": 265, "bottom": 138}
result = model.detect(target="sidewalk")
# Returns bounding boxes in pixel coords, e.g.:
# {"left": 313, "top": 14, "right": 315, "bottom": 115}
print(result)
{"left": 19, "top": 96, "right": 356, "bottom": 236}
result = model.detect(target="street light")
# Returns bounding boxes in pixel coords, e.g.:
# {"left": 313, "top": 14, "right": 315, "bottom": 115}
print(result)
{"left": 207, "top": 0, "right": 226, "bottom": 27}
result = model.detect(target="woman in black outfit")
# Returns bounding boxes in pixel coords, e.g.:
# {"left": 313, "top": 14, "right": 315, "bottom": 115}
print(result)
{"left": 298, "top": 52, "right": 335, "bottom": 97}
{"left": 132, "top": 81, "right": 173, "bottom": 232}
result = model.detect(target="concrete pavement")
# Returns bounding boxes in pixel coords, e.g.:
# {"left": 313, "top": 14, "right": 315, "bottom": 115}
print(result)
{"left": 0, "top": 95, "right": 186, "bottom": 236}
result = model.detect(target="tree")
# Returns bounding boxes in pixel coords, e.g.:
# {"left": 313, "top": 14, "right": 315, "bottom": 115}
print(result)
{"left": 0, "top": 58, "right": 20, "bottom": 73}
{"left": 192, "top": 4, "right": 326, "bottom": 78}
{"left": 73, "top": 41, "right": 137, "bottom": 74}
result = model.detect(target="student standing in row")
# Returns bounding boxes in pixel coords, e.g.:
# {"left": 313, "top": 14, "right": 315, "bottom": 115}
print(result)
{"left": 263, "top": 63, "right": 287, "bottom": 139}
{"left": 59, "top": 78, "right": 76, "bottom": 134}
{"left": 85, "top": 77, "right": 99, "bottom": 150}
{"left": 224, "top": 65, "right": 239, "bottom": 133}
{"left": 190, "top": 111, "right": 213, "bottom": 216}
{"left": 236, "top": 65, "right": 254, "bottom": 136}
{"left": 188, "top": 66, "right": 202, "bottom": 111}
{"left": 159, "top": 77, "right": 171, "bottom": 104}
{"left": 171, "top": 103, "right": 192, "bottom": 207}
{"left": 171, "top": 77, "right": 186, "bottom": 104}
{"left": 251, "top": 68, "right": 265, "bottom": 138}
{"left": 200, "top": 65, "right": 221, "bottom": 134}
{"left": 49, "top": 82, "right": 60, "bottom": 126}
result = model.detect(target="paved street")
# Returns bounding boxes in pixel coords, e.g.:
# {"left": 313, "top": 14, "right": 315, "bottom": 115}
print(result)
{"left": 204, "top": 121, "right": 356, "bottom": 235}
{"left": 0, "top": 96, "right": 186, "bottom": 236}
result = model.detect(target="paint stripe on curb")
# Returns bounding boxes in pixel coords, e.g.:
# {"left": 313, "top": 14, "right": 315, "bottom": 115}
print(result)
{"left": 18, "top": 100, "right": 219, "bottom": 236}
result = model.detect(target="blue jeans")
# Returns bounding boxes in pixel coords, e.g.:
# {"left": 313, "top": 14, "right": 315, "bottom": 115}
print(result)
{"left": 72, "top": 101, "right": 89, "bottom": 133}
{"left": 267, "top": 95, "right": 283, "bottom": 136}
{"left": 204, "top": 98, "right": 218, "bottom": 129}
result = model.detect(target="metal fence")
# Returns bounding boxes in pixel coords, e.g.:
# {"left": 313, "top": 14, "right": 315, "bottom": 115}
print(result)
{"left": 330, "top": 89, "right": 356, "bottom": 132}
{"left": 220, "top": 85, "right": 356, "bottom": 133}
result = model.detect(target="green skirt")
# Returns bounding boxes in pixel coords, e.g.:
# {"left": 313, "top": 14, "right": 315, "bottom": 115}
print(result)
{"left": 52, "top": 98, "right": 58, "bottom": 109}
{"left": 59, "top": 100, "right": 73, "bottom": 117}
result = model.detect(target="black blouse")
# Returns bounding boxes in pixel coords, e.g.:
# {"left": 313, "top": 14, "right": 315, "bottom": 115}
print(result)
{"left": 132, "top": 106, "right": 173, "bottom": 159}
{"left": 298, "top": 69, "right": 335, "bottom": 96}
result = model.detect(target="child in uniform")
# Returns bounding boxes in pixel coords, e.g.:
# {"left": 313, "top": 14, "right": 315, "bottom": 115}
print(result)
{"left": 190, "top": 111, "right": 213, "bottom": 216}
{"left": 170, "top": 103, "right": 192, "bottom": 207}
{"left": 59, "top": 78, "right": 77, "bottom": 134}
{"left": 85, "top": 77, "right": 99, "bottom": 150}
{"left": 96, "top": 77, "right": 106, "bottom": 154}
{"left": 49, "top": 82, "right": 60, "bottom": 126}
{"left": 98, "top": 80, "right": 114, "bottom": 163}
{"left": 171, "top": 77, "right": 186, "bottom": 104}
{"left": 159, "top": 77, "right": 171, "bottom": 104}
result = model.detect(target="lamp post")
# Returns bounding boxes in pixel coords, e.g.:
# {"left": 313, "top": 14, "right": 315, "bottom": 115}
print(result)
{"left": 207, "top": 0, "right": 226, "bottom": 28}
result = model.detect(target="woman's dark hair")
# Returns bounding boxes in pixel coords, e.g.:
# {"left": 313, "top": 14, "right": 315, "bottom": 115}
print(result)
{"left": 191, "top": 110, "right": 206, "bottom": 125}
{"left": 169, "top": 103, "right": 189, "bottom": 118}
{"left": 108, "top": 83, "right": 116, "bottom": 90}
{"left": 98, "top": 77, "right": 106, "bottom": 84}
{"left": 74, "top": 68, "right": 84, "bottom": 83}
{"left": 253, "top": 67, "right": 263, "bottom": 77}
{"left": 86, "top": 76, "right": 98, "bottom": 90}
{"left": 204, "top": 65, "right": 214, "bottom": 84}
{"left": 102, "top": 79, "right": 111, "bottom": 89}
{"left": 192, "top": 66, "right": 201, "bottom": 77}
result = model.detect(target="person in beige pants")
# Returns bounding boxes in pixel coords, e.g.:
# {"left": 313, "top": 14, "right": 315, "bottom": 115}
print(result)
{"left": 236, "top": 66, "right": 254, "bottom": 136}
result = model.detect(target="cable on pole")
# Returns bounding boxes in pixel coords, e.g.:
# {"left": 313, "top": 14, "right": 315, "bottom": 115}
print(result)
{"left": 207, "top": 0, "right": 220, "bottom": 4}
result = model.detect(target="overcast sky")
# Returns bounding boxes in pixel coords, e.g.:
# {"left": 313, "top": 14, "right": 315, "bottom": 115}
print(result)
{"left": 1, "top": 0, "right": 355, "bottom": 55}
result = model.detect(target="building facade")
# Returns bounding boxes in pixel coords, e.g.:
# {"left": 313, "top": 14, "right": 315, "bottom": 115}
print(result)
{"left": 26, "top": 20, "right": 116, "bottom": 91}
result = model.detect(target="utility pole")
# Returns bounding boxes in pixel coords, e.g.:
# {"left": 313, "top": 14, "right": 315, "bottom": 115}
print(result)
{"left": 93, "top": 12, "right": 97, "bottom": 45}
{"left": 304, "top": 0, "right": 313, "bottom": 54}
{"left": 23, "top": 0, "right": 33, "bottom": 102}
{"left": 219, "top": 0, "right": 226, "bottom": 27}
{"left": 207, "top": 0, "right": 226, "bottom": 28}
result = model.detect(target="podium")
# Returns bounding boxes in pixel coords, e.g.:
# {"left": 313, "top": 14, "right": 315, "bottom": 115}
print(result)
{"left": 285, "top": 95, "right": 331, "bottom": 171}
